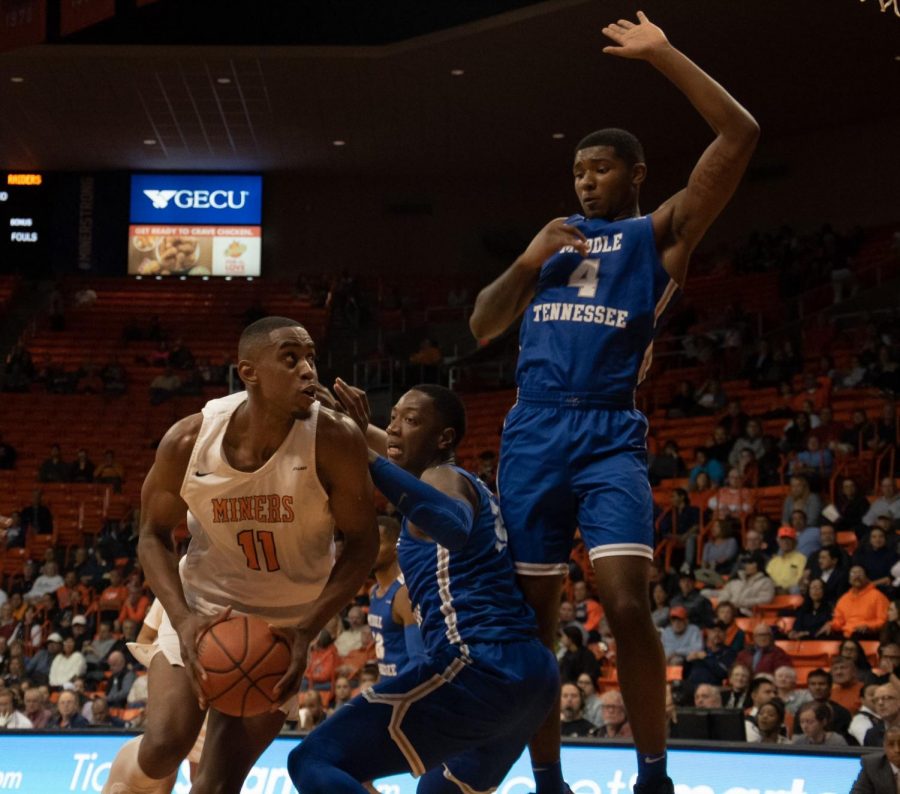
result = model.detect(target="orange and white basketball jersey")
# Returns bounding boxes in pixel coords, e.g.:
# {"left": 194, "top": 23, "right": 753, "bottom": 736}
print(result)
{"left": 179, "top": 391, "right": 335, "bottom": 623}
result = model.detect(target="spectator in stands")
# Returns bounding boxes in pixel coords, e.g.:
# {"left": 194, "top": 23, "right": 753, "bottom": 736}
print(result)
{"left": 781, "top": 411, "right": 812, "bottom": 456}
{"left": 788, "top": 509, "right": 821, "bottom": 559}
{"left": 650, "top": 585, "right": 671, "bottom": 629}
{"left": 49, "top": 636, "right": 87, "bottom": 689}
{"left": 781, "top": 475, "right": 823, "bottom": 527}
{"left": 683, "top": 621, "right": 736, "bottom": 694}
{"left": 806, "top": 668, "right": 853, "bottom": 737}
{"left": 37, "top": 445, "right": 68, "bottom": 483}
{"left": 670, "top": 571, "right": 715, "bottom": 628}
{"left": 793, "top": 701, "right": 848, "bottom": 746}
{"left": 690, "top": 470, "right": 715, "bottom": 496}
{"left": 97, "top": 569, "right": 128, "bottom": 626}
{"left": 695, "top": 379, "right": 727, "bottom": 415}
{"left": 830, "top": 655, "right": 863, "bottom": 715}
{"left": 328, "top": 676, "right": 353, "bottom": 714}
{"left": 50, "top": 690, "right": 89, "bottom": 730}
{"left": 839, "top": 409, "right": 875, "bottom": 455}
{"left": 735, "top": 448, "right": 759, "bottom": 487}
{"left": 714, "top": 552, "right": 775, "bottom": 616}
{"left": 558, "top": 601, "right": 588, "bottom": 645}
{"left": 744, "top": 675, "right": 778, "bottom": 741}
{"left": 850, "top": 682, "right": 883, "bottom": 745}
{"left": 576, "top": 673, "right": 604, "bottom": 729}
{"left": 789, "top": 579, "right": 833, "bottom": 640}
{"left": 880, "top": 603, "right": 900, "bottom": 646}
{"left": 594, "top": 691, "right": 632, "bottom": 739}
{"left": 728, "top": 420, "right": 765, "bottom": 469}
{"left": 695, "top": 518, "right": 739, "bottom": 587}
{"left": 21, "top": 686, "right": 52, "bottom": 729}
{"left": 867, "top": 642, "right": 900, "bottom": 685}
{"left": 20, "top": 489, "right": 53, "bottom": 541}
{"left": 648, "top": 440, "right": 688, "bottom": 485}
{"left": 864, "top": 478, "right": 900, "bottom": 529}
{"left": 835, "top": 478, "right": 873, "bottom": 536}
{"left": 706, "top": 425, "right": 734, "bottom": 466}
{"left": 659, "top": 488, "right": 701, "bottom": 567}
{"left": 0, "top": 431, "right": 16, "bottom": 470}
{"left": 723, "top": 662, "right": 752, "bottom": 709}
{"left": 666, "top": 380, "right": 697, "bottom": 419}
{"left": 334, "top": 605, "right": 367, "bottom": 658}
{"left": 88, "top": 694, "right": 124, "bottom": 728}
{"left": 0, "top": 689, "right": 32, "bottom": 729}
{"left": 83, "top": 622, "right": 117, "bottom": 668}
{"left": 767, "top": 527, "right": 807, "bottom": 594}
{"left": 117, "top": 578, "right": 150, "bottom": 631}
{"left": 69, "top": 448, "right": 94, "bottom": 484}
{"left": 100, "top": 356, "right": 127, "bottom": 395}
{"left": 707, "top": 468, "right": 755, "bottom": 520}
{"left": 148, "top": 368, "right": 181, "bottom": 405}
{"left": 828, "top": 566, "right": 890, "bottom": 638}
{"left": 474, "top": 450, "right": 497, "bottom": 493}
{"left": 104, "top": 650, "right": 135, "bottom": 708}
{"left": 94, "top": 449, "right": 126, "bottom": 492}
{"left": 854, "top": 526, "right": 898, "bottom": 593}
{"left": 558, "top": 626, "right": 601, "bottom": 684}
{"left": 807, "top": 545, "right": 850, "bottom": 606}
{"left": 755, "top": 435, "right": 782, "bottom": 487}
{"left": 752, "top": 698, "right": 789, "bottom": 744}
{"left": 721, "top": 399, "right": 750, "bottom": 440}
{"left": 560, "top": 683, "right": 595, "bottom": 738}
{"left": 572, "top": 581, "right": 603, "bottom": 642}
{"left": 729, "top": 524, "right": 771, "bottom": 578}
{"left": 736, "top": 624, "right": 793, "bottom": 675}
{"left": 865, "top": 685, "right": 900, "bottom": 747}
{"left": 693, "top": 683, "right": 722, "bottom": 708}
{"left": 790, "top": 436, "right": 834, "bottom": 488}
{"left": 811, "top": 406, "right": 843, "bottom": 449}
{"left": 689, "top": 448, "right": 724, "bottom": 488}
{"left": 1, "top": 511, "right": 24, "bottom": 549}
{"left": 716, "top": 601, "right": 746, "bottom": 651}
{"left": 661, "top": 606, "right": 703, "bottom": 666}
{"left": 24, "top": 561, "right": 63, "bottom": 604}
{"left": 25, "top": 632, "right": 62, "bottom": 685}
{"left": 774, "top": 665, "right": 811, "bottom": 716}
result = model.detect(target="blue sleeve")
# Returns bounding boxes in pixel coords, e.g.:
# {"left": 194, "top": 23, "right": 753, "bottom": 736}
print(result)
{"left": 369, "top": 456, "right": 474, "bottom": 551}
{"left": 403, "top": 623, "right": 427, "bottom": 667}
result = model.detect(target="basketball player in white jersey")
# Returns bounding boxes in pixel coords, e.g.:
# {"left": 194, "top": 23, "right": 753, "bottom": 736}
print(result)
{"left": 103, "top": 317, "right": 378, "bottom": 794}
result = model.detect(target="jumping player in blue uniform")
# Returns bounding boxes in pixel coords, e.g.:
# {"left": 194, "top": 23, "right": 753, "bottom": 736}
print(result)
{"left": 289, "top": 383, "right": 558, "bottom": 794}
{"left": 368, "top": 515, "right": 426, "bottom": 679}
{"left": 470, "top": 12, "right": 759, "bottom": 794}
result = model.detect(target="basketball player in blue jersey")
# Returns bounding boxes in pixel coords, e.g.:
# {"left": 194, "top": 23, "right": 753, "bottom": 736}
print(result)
{"left": 470, "top": 12, "right": 759, "bottom": 794}
{"left": 288, "top": 383, "right": 559, "bottom": 794}
{"left": 369, "top": 515, "right": 427, "bottom": 679}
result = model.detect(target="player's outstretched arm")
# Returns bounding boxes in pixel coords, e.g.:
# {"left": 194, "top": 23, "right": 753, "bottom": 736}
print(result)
{"left": 333, "top": 377, "right": 388, "bottom": 456}
{"left": 603, "top": 11, "right": 759, "bottom": 285}
{"left": 137, "top": 413, "right": 230, "bottom": 703}
{"left": 469, "top": 218, "right": 590, "bottom": 340}
{"left": 271, "top": 413, "right": 379, "bottom": 705}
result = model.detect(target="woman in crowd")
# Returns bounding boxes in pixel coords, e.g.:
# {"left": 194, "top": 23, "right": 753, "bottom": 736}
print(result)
{"left": 753, "top": 698, "right": 789, "bottom": 744}
{"left": 788, "top": 579, "right": 832, "bottom": 639}
{"left": 723, "top": 662, "right": 752, "bottom": 709}
{"left": 840, "top": 637, "right": 873, "bottom": 674}
{"left": 792, "top": 701, "right": 848, "bottom": 746}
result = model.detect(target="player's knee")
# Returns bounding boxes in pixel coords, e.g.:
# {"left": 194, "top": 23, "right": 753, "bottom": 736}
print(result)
{"left": 139, "top": 727, "right": 194, "bottom": 777}
{"left": 287, "top": 741, "right": 329, "bottom": 793}
{"left": 603, "top": 590, "right": 650, "bottom": 629}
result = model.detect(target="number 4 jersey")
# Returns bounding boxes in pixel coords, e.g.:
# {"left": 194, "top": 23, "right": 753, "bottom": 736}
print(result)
{"left": 179, "top": 391, "right": 335, "bottom": 624}
{"left": 516, "top": 214, "right": 678, "bottom": 400}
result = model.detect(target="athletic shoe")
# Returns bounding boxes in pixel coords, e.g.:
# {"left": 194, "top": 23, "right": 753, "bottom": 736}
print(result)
{"left": 634, "top": 776, "right": 675, "bottom": 794}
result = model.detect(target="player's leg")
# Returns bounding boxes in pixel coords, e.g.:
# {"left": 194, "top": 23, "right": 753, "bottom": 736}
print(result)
{"left": 189, "top": 708, "right": 286, "bottom": 794}
{"left": 498, "top": 401, "right": 576, "bottom": 794}
{"left": 102, "top": 654, "right": 204, "bottom": 793}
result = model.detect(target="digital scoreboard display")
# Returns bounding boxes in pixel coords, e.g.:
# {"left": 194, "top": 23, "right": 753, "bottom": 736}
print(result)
{"left": 0, "top": 172, "right": 47, "bottom": 270}
{"left": 127, "top": 173, "right": 262, "bottom": 277}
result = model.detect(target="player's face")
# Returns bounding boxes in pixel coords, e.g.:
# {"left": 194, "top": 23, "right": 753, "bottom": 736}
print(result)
{"left": 374, "top": 524, "right": 398, "bottom": 571}
{"left": 251, "top": 327, "right": 319, "bottom": 419}
{"left": 385, "top": 390, "right": 452, "bottom": 475}
{"left": 573, "top": 146, "right": 642, "bottom": 220}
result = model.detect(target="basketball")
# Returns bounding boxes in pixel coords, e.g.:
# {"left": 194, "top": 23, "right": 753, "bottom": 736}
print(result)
{"left": 196, "top": 614, "right": 292, "bottom": 717}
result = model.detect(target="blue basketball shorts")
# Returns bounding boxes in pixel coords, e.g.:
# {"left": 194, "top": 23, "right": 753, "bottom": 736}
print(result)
{"left": 498, "top": 390, "right": 655, "bottom": 575}
{"left": 290, "top": 640, "right": 558, "bottom": 791}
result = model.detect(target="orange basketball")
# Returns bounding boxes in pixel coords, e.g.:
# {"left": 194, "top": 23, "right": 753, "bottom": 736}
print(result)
{"left": 196, "top": 614, "right": 292, "bottom": 717}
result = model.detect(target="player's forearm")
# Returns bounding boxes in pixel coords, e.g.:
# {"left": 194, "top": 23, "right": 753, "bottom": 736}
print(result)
{"left": 294, "top": 529, "right": 378, "bottom": 639}
{"left": 365, "top": 425, "right": 388, "bottom": 457}
{"left": 648, "top": 44, "right": 758, "bottom": 141}
{"left": 137, "top": 530, "right": 192, "bottom": 628}
{"left": 470, "top": 259, "right": 538, "bottom": 340}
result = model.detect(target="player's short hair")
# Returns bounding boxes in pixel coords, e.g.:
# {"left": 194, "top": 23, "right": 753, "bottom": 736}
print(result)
{"left": 575, "top": 128, "right": 645, "bottom": 166}
{"left": 238, "top": 316, "right": 305, "bottom": 360}
{"left": 410, "top": 384, "right": 466, "bottom": 448}
{"left": 377, "top": 515, "right": 401, "bottom": 544}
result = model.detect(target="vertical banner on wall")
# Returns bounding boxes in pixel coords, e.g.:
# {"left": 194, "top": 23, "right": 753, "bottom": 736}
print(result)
{"left": 0, "top": 0, "right": 46, "bottom": 52}
{"left": 78, "top": 176, "right": 95, "bottom": 271}
{"left": 60, "top": 0, "right": 115, "bottom": 37}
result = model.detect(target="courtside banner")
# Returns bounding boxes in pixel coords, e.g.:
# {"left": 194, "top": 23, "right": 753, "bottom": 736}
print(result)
{"left": 0, "top": 733, "right": 863, "bottom": 793}
{"left": 129, "top": 174, "right": 263, "bottom": 225}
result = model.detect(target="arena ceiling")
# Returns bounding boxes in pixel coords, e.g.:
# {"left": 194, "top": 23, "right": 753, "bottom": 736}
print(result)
{"left": 0, "top": 0, "right": 897, "bottom": 175}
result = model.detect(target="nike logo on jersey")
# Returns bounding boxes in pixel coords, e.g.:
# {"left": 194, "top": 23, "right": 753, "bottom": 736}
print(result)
{"left": 530, "top": 301, "right": 629, "bottom": 328}
{"left": 195, "top": 471, "right": 213, "bottom": 477}
{"left": 292, "top": 466, "right": 308, "bottom": 471}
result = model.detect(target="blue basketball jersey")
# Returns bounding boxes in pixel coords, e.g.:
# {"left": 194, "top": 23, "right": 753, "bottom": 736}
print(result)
{"left": 367, "top": 578, "right": 409, "bottom": 679}
{"left": 516, "top": 214, "right": 677, "bottom": 399}
{"left": 397, "top": 467, "right": 536, "bottom": 658}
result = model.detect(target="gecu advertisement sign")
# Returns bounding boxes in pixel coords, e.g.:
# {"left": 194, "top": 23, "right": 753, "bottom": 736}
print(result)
{"left": 130, "top": 174, "right": 262, "bottom": 225}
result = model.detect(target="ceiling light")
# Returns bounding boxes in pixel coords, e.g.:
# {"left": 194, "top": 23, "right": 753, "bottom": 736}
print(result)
{"left": 143, "top": 139, "right": 157, "bottom": 146}
{"left": 10, "top": 77, "right": 24, "bottom": 83}
{"left": 552, "top": 132, "right": 565, "bottom": 139}
{"left": 224, "top": 276, "right": 233, "bottom": 281}
{"left": 450, "top": 69, "right": 465, "bottom": 77}
{"left": 332, "top": 139, "right": 346, "bottom": 147}
{"left": 155, "top": 275, "right": 162, "bottom": 281}
{"left": 202, "top": 275, "right": 209, "bottom": 281}
{"left": 216, "top": 77, "right": 232, "bottom": 84}
{"left": 179, "top": 275, "right": 187, "bottom": 280}
{"left": 246, "top": 277, "right": 254, "bottom": 281}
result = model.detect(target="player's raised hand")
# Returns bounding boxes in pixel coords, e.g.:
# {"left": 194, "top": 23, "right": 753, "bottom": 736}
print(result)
{"left": 521, "top": 218, "right": 589, "bottom": 270}
{"left": 334, "top": 377, "right": 371, "bottom": 434}
{"left": 178, "top": 607, "right": 232, "bottom": 708}
{"left": 268, "top": 625, "right": 314, "bottom": 711}
{"left": 601, "top": 11, "right": 669, "bottom": 60}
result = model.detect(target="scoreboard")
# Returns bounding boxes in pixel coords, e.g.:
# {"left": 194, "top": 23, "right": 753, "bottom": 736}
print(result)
{"left": 0, "top": 172, "right": 48, "bottom": 272}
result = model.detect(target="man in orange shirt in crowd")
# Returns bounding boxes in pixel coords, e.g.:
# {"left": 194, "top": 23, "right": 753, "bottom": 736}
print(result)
{"left": 96, "top": 569, "right": 128, "bottom": 625}
{"left": 827, "top": 566, "right": 889, "bottom": 638}
{"left": 828, "top": 655, "right": 862, "bottom": 715}
{"left": 572, "top": 580, "right": 603, "bottom": 641}
{"left": 117, "top": 577, "right": 150, "bottom": 629}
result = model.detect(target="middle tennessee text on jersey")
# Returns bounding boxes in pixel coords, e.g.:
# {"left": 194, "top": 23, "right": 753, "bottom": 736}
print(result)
{"left": 515, "top": 214, "right": 678, "bottom": 399}
{"left": 368, "top": 578, "right": 408, "bottom": 678}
